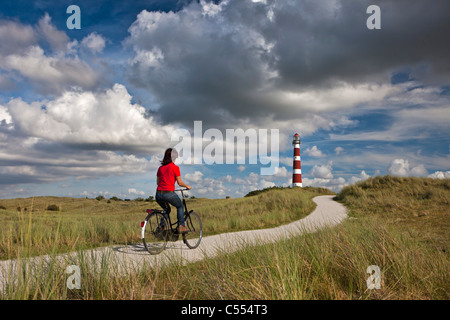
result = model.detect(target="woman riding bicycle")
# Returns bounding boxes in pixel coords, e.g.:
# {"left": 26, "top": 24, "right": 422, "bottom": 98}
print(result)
{"left": 155, "top": 148, "right": 191, "bottom": 234}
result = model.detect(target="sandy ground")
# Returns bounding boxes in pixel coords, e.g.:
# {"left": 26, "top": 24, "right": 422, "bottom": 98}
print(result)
{"left": 0, "top": 195, "right": 347, "bottom": 291}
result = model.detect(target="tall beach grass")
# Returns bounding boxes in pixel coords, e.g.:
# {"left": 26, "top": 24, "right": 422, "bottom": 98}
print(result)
{"left": 1, "top": 177, "right": 448, "bottom": 300}
{"left": 0, "top": 187, "right": 331, "bottom": 261}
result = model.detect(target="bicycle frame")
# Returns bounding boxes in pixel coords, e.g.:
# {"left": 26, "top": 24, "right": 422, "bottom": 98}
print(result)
{"left": 145, "top": 188, "right": 191, "bottom": 234}
{"left": 178, "top": 188, "right": 189, "bottom": 214}
{"left": 141, "top": 188, "right": 202, "bottom": 253}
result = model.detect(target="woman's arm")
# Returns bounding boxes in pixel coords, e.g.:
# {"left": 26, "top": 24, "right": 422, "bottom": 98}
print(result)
{"left": 176, "top": 176, "right": 191, "bottom": 189}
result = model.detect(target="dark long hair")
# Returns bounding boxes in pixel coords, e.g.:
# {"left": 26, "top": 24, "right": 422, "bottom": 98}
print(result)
{"left": 160, "top": 148, "right": 178, "bottom": 166}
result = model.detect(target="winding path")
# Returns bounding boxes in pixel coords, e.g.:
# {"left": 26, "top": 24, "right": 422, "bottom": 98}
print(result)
{"left": 0, "top": 195, "right": 347, "bottom": 290}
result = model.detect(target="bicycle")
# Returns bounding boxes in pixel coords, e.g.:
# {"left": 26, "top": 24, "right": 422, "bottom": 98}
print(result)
{"left": 141, "top": 188, "right": 203, "bottom": 255}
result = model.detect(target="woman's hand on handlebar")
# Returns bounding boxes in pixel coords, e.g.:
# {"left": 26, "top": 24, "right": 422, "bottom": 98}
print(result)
{"left": 176, "top": 176, "right": 191, "bottom": 190}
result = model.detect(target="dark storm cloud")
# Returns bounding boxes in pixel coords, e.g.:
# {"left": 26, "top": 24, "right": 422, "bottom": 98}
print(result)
{"left": 126, "top": 0, "right": 450, "bottom": 129}
{"left": 0, "top": 16, "right": 101, "bottom": 96}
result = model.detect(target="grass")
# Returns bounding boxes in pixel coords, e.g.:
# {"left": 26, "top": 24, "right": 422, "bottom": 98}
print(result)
{"left": 156, "top": 218, "right": 447, "bottom": 300}
{"left": 1, "top": 177, "right": 448, "bottom": 300}
{"left": 0, "top": 187, "right": 332, "bottom": 261}
{"left": 335, "top": 175, "right": 450, "bottom": 251}
{"left": 144, "top": 176, "right": 448, "bottom": 300}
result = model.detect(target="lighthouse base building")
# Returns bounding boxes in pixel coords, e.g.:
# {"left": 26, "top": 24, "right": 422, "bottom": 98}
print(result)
{"left": 292, "top": 133, "right": 302, "bottom": 187}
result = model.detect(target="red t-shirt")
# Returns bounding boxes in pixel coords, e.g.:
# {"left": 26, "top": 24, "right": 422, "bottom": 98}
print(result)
{"left": 156, "top": 162, "right": 181, "bottom": 191}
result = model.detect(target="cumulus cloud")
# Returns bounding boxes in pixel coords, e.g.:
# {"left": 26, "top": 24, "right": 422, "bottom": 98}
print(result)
{"left": 388, "top": 159, "right": 428, "bottom": 177}
{"left": 348, "top": 170, "right": 371, "bottom": 185}
{"left": 5, "top": 84, "right": 176, "bottom": 152}
{"left": 194, "top": 176, "right": 227, "bottom": 197}
{"left": 388, "top": 159, "right": 410, "bottom": 177}
{"left": 303, "top": 166, "right": 371, "bottom": 192}
{"left": 36, "top": 13, "right": 70, "bottom": 52}
{"left": 3, "top": 46, "right": 99, "bottom": 94}
{"left": 310, "top": 161, "right": 334, "bottom": 179}
{"left": 0, "top": 105, "right": 12, "bottom": 124}
{"left": 303, "top": 160, "right": 368, "bottom": 192}
{"left": 1, "top": 1, "right": 449, "bottom": 198}
{"left": 260, "top": 166, "right": 290, "bottom": 180}
{"left": 184, "top": 171, "right": 204, "bottom": 183}
{"left": 410, "top": 164, "right": 428, "bottom": 176}
{"left": 128, "top": 188, "right": 145, "bottom": 196}
{"left": 273, "top": 166, "right": 289, "bottom": 178}
{"left": 125, "top": 0, "right": 450, "bottom": 132}
{"left": 81, "top": 32, "right": 106, "bottom": 54}
{"left": 304, "top": 145, "right": 324, "bottom": 158}
{"left": 211, "top": 171, "right": 276, "bottom": 197}
{"left": 0, "top": 15, "right": 100, "bottom": 95}
{"left": 0, "top": 82, "right": 180, "bottom": 190}
{"left": 0, "top": 20, "right": 37, "bottom": 56}
{"left": 303, "top": 176, "right": 347, "bottom": 192}
{"left": 428, "top": 171, "right": 450, "bottom": 179}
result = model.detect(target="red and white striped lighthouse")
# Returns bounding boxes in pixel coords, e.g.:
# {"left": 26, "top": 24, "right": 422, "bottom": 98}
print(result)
{"left": 292, "top": 133, "right": 302, "bottom": 187}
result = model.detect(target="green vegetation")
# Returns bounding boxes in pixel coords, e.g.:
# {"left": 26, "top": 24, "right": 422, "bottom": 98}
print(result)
{"left": 0, "top": 187, "right": 331, "bottom": 261}
{"left": 165, "top": 176, "right": 449, "bottom": 300}
{"left": 244, "top": 185, "right": 331, "bottom": 197}
{"left": 1, "top": 177, "right": 448, "bottom": 300}
{"left": 335, "top": 175, "right": 450, "bottom": 251}
{"left": 144, "top": 176, "right": 448, "bottom": 300}
{"left": 46, "top": 204, "right": 60, "bottom": 211}
{"left": 193, "top": 187, "right": 333, "bottom": 235}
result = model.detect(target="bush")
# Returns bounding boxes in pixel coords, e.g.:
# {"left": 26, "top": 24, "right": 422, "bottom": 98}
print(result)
{"left": 96, "top": 195, "right": 105, "bottom": 201}
{"left": 0, "top": 205, "right": 6, "bottom": 210}
{"left": 47, "top": 204, "right": 60, "bottom": 211}
{"left": 244, "top": 186, "right": 288, "bottom": 197}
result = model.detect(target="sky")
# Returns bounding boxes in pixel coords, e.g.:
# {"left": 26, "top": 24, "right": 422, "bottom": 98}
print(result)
{"left": 0, "top": 0, "right": 449, "bottom": 200}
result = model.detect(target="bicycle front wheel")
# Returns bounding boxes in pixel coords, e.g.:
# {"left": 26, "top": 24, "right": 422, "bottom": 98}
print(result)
{"left": 182, "top": 211, "right": 202, "bottom": 249}
{"left": 142, "top": 212, "right": 168, "bottom": 255}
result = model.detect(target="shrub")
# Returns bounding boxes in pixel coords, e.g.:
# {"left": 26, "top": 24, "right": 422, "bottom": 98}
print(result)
{"left": 47, "top": 204, "right": 60, "bottom": 211}
{"left": 244, "top": 186, "right": 288, "bottom": 197}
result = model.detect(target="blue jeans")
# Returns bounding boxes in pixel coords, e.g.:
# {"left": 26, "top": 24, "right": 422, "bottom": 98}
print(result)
{"left": 155, "top": 191, "right": 185, "bottom": 227}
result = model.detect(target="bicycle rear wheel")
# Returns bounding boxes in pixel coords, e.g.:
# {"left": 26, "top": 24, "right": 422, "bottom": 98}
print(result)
{"left": 182, "top": 211, "right": 202, "bottom": 249}
{"left": 142, "top": 212, "right": 169, "bottom": 255}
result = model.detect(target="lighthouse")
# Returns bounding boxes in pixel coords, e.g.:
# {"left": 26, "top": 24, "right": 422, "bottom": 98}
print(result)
{"left": 292, "top": 133, "right": 302, "bottom": 187}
